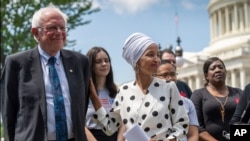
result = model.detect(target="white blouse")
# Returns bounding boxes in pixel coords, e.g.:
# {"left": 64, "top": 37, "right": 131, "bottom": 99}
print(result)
{"left": 93, "top": 77, "right": 189, "bottom": 141}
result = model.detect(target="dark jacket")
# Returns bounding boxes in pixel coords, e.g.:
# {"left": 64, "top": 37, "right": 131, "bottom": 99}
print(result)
{"left": 1, "top": 47, "right": 89, "bottom": 141}
{"left": 230, "top": 83, "right": 250, "bottom": 125}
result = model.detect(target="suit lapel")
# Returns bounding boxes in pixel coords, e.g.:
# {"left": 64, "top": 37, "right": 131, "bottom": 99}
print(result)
{"left": 60, "top": 50, "right": 76, "bottom": 99}
{"left": 29, "top": 47, "right": 47, "bottom": 127}
{"left": 61, "top": 54, "right": 75, "bottom": 79}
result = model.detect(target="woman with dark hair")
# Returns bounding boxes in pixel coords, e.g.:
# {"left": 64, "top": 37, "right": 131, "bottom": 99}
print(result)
{"left": 191, "top": 57, "right": 242, "bottom": 141}
{"left": 85, "top": 46, "right": 118, "bottom": 141}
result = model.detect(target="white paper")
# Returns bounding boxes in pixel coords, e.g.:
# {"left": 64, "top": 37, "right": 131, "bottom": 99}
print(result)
{"left": 123, "top": 124, "right": 150, "bottom": 141}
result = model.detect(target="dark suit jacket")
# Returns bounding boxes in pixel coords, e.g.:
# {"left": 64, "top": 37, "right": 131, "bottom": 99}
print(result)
{"left": 176, "top": 80, "right": 192, "bottom": 98}
{"left": 230, "top": 83, "right": 250, "bottom": 125}
{"left": 0, "top": 47, "right": 89, "bottom": 141}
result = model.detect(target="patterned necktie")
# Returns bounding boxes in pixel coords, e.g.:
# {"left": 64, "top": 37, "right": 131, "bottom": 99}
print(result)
{"left": 48, "top": 57, "right": 68, "bottom": 141}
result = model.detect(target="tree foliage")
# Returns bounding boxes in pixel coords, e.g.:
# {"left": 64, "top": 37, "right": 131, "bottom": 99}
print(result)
{"left": 0, "top": 0, "right": 100, "bottom": 70}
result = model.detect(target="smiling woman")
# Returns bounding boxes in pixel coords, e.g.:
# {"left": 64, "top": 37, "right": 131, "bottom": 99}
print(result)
{"left": 85, "top": 46, "right": 118, "bottom": 141}
{"left": 89, "top": 32, "right": 189, "bottom": 141}
{"left": 191, "top": 57, "right": 242, "bottom": 141}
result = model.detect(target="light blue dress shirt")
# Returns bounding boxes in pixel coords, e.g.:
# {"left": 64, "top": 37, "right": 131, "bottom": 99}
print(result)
{"left": 38, "top": 46, "right": 73, "bottom": 140}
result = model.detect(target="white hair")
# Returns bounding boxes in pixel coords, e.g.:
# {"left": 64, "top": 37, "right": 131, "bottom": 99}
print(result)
{"left": 31, "top": 3, "right": 68, "bottom": 42}
{"left": 31, "top": 3, "right": 68, "bottom": 28}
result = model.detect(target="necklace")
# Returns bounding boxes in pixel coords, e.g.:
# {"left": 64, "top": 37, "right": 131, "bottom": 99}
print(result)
{"left": 213, "top": 95, "right": 228, "bottom": 123}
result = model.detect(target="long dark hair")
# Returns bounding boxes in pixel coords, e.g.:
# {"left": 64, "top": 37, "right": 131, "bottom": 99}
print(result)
{"left": 86, "top": 46, "right": 117, "bottom": 98}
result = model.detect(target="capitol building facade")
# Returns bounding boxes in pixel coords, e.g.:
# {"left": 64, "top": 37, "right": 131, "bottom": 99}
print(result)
{"left": 178, "top": 0, "right": 250, "bottom": 90}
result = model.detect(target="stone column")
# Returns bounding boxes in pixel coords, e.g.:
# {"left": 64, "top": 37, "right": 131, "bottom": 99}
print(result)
{"left": 210, "top": 13, "right": 214, "bottom": 40}
{"left": 234, "top": 4, "right": 238, "bottom": 32}
{"left": 214, "top": 11, "right": 218, "bottom": 38}
{"left": 231, "top": 69, "right": 236, "bottom": 87}
{"left": 240, "top": 68, "right": 246, "bottom": 89}
{"left": 225, "top": 6, "right": 230, "bottom": 34}
{"left": 218, "top": 9, "right": 223, "bottom": 36}
{"left": 212, "top": 12, "right": 217, "bottom": 39}
{"left": 188, "top": 76, "right": 194, "bottom": 91}
{"left": 244, "top": 1, "right": 249, "bottom": 31}
{"left": 239, "top": 6, "right": 244, "bottom": 31}
{"left": 195, "top": 75, "right": 201, "bottom": 90}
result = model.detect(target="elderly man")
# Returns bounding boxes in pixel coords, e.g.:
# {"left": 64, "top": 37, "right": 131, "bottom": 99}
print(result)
{"left": 1, "top": 4, "right": 89, "bottom": 141}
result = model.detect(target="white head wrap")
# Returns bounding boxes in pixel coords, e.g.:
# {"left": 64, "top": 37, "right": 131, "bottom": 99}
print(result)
{"left": 122, "top": 32, "right": 156, "bottom": 68}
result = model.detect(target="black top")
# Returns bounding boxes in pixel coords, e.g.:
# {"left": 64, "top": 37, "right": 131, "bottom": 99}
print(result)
{"left": 176, "top": 80, "right": 192, "bottom": 98}
{"left": 191, "top": 86, "right": 242, "bottom": 141}
{"left": 230, "top": 83, "right": 250, "bottom": 124}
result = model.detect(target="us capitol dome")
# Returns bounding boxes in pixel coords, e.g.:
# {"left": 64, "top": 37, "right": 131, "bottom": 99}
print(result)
{"left": 178, "top": 0, "right": 250, "bottom": 90}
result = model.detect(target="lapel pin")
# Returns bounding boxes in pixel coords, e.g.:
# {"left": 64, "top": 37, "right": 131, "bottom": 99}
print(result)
{"left": 69, "top": 69, "right": 73, "bottom": 72}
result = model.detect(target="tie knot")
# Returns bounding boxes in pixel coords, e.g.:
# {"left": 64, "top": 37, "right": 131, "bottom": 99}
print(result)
{"left": 48, "top": 57, "right": 56, "bottom": 65}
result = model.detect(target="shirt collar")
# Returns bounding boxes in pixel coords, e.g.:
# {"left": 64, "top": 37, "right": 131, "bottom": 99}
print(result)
{"left": 38, "top": 45, "right": 61, "bottom": 65}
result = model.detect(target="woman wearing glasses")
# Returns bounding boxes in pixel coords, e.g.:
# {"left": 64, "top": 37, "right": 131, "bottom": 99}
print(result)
{"left": 159, "top": 48, "right": 192, "bottom": 98}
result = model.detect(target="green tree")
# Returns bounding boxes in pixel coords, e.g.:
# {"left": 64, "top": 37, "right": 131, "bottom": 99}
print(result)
{"left": 0, "top": 0, "right": 100, "bottom": 71}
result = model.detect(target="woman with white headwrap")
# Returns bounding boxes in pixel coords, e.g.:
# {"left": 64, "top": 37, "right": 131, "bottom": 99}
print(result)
{"left": 90, "top": 32, "right": 189, "bottom": 141}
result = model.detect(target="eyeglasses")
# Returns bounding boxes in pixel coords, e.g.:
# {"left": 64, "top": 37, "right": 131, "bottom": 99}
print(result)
{"left": 154, "top": 72, "right": 178, "bottom": 78}
{"left": 95, "top": 58, "right": 110, "bottom": 64}
{"left": 38, "top": 26, "right": 68, "bottom": 32}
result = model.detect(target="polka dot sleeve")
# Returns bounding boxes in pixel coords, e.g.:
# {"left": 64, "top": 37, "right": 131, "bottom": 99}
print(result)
{"left": 166, "top": 81, "right": 189, "bottom": 140}
{"left": 91, "top": 90, "right": 123, "bottom": 136}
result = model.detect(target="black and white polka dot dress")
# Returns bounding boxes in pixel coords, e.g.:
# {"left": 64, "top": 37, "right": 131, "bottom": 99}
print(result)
{"left": 93, "top": 77, "right": 189, "bottom": 140}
